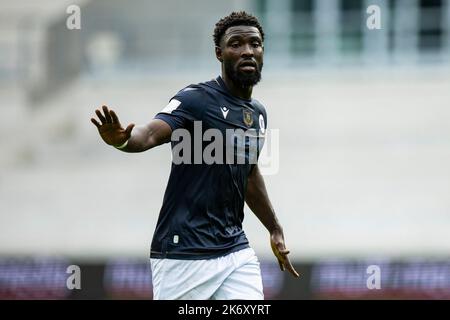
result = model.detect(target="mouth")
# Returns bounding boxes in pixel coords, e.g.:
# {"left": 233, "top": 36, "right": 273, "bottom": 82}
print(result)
{"left": 238, "top": 60, "right": 257, "bottom": 72}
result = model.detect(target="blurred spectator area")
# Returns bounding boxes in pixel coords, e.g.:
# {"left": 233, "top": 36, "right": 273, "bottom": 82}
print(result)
{"left": 1, "top": 257, "right": 449, "bottom": 299}
{"left": 1, "top": 1, "right": 450, "bottom": 94}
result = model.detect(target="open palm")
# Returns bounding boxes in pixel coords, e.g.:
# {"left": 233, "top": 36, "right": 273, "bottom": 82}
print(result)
{"left": 91, "top": 105, "right": 134, "bottom": 147}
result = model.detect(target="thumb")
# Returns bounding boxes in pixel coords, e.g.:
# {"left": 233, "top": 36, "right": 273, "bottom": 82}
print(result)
{"left": 125, "top": 123, "right": 135, "bottom": 137}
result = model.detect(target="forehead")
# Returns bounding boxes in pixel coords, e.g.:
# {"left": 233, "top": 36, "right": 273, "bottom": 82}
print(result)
{"left": 223, "top": 26, "right": 262, "bottom": 41}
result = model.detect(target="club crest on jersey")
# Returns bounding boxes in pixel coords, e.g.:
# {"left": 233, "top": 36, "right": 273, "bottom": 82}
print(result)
{"left": 243, "top": 109, "right": 253, "bottom": 127}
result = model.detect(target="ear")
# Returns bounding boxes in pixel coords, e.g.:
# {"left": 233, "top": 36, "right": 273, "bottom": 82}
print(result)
{"left": 215, "top": 46, "right": 223, "bottom": 62}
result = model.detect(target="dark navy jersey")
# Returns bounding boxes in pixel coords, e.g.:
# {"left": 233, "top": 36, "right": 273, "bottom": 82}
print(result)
{"left": 150, "top": 76, "right": 267, "bottom": 260}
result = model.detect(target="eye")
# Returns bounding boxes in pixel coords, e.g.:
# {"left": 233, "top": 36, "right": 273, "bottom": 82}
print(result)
{"left": 252, "top": 42, "right": 261, "bottom": 48}
{"left": 230, "top": 42, "right": 240, "bottom": 48}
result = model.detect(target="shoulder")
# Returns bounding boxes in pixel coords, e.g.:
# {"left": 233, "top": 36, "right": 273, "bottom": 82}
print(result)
{"left": 161, "top": 83, "right": 208, "bottom": 116}
{"left": 172, "top": 84, "right": 206, "bottom": 104}
{"left": 252, "top": 98, "right": 267, "bottom": 117}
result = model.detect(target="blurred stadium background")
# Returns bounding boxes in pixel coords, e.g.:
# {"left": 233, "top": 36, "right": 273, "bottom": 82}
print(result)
{"left": 1, "top": 0, "right": 450, "bottom": 299}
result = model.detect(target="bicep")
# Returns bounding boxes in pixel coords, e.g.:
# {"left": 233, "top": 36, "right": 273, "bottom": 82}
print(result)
{"left": 248, "top": 164, "right": 261, "bottom": 183}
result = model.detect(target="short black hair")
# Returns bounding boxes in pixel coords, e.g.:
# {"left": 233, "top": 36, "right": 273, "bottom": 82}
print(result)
{"left": 213, "top": 11, "right": 265, "bottom": 47}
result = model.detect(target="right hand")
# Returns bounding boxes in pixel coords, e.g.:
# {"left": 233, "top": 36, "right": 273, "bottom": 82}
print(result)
{"left": 91, "top": 105, "right": 135, "bottom": 147}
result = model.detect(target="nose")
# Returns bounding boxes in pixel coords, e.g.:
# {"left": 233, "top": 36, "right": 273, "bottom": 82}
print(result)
{"left": 241, "top": 43, "right": 254, "bottom": 58}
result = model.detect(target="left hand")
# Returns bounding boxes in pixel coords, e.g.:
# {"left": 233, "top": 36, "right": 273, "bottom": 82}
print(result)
{"left": 270, "top": 229, "right": 300, "bottom": 278}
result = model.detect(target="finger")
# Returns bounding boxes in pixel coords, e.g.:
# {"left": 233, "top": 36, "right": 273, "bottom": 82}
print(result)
{"left": 95, "top": 109, "right": 106, "bottom": 124}
{"left": 283, "top": 257, "right": 300, "bottom": 278}
{"left": 109, "top": 109, "right": 120, "bottom": 124}
{"left": 125, "top": 123, "right": 135, "bottom": 137}
{"left": 278, "top": 259, "right": 285, "bottom": 272}
{"left": 278, "top": 249, "right": 290, "bottom": 255}
{"left": 91, "top": 118, "right": 101, "bottom": 128}
{"left": 102, "top": 105, "right": 112, "bottom": 123}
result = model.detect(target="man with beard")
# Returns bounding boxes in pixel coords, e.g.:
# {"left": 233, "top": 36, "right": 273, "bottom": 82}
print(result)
{"left": 91, "top": 11, "right": 299, "bottom": 300}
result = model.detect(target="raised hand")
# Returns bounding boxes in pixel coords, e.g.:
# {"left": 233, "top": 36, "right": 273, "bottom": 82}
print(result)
{"left": 270, "top": 229, "right": 300, "bottom": 278}
{"left": 91, "top": 105, "right": 135, "bottom": 147}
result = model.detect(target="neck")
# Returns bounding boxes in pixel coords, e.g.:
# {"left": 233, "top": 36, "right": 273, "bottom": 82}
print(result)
{"left": 220, "top": 70, "right": 253, "bottom": 100}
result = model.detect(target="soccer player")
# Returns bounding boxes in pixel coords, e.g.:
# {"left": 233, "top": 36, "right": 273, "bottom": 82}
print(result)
{"left": 91, "top": 11, "right": 299, "bottom": 300}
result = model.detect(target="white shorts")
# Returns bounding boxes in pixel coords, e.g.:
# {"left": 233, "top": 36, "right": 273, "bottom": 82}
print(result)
{"left": 150, "top": 247, "right": 264, "bottom": 300}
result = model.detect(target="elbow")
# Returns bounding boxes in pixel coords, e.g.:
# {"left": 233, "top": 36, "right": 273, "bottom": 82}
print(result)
{"left": 145, "top": 134, "right": 167, "bottom": 151}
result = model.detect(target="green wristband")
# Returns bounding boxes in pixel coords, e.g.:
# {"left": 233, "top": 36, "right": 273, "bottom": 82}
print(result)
{"left": 114, "top": 140, "right": 128, "bottom": 149}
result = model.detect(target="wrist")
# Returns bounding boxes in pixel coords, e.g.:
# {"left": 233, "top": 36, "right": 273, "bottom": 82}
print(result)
{"left": 114, "top": 139, "right": 129, "bottom": 150}
{"left": 269, "top": 223, "right": 283, "bottom": 234}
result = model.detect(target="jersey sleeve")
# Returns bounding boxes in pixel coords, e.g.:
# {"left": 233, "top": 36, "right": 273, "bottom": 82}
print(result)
{"left": 154, "top": 86, "right": 205, "bottom": 131}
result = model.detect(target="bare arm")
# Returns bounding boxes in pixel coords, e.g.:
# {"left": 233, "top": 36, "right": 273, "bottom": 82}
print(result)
{"left": 91, "top": 105, "right": 172, "bottom": 152}
{"left": 245, "top": 164, "right": 300, "bottom": 278}
{"left": 120, "top": 119, "right": 171, "bottom": 153}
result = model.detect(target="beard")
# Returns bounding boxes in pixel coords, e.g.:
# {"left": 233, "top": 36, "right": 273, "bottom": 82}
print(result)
{"left": 224, "top": 59, "right": 263, "bottom": 88}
